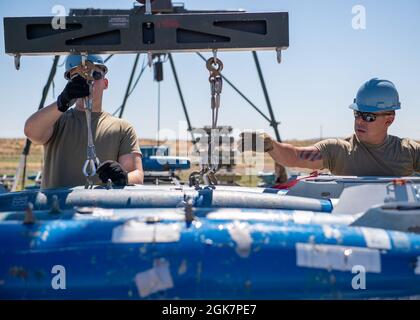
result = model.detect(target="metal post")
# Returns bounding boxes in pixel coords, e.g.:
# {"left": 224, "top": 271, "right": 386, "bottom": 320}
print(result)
{"left": 12, "top": 55, "right": 60, "bottom": 191}
{"left": 168, "top": 53, "right": 195, "bottom": 143}
{"left": 118, "top": 53, "right": 140, "bottom": 118}
{"left": 252, "top": 51, "right": 288, "bottom": 183}
{"left": 252, "top": 51, "right": 281, "bottom": 142}
{"left": 104, "top": 54, "right": 114, "bottom": 63}
{"left": 157, "top": 81, "right": 161, "bottom": 145}
{"left": 196, "top": 52, "right": 271, "bottom": 123}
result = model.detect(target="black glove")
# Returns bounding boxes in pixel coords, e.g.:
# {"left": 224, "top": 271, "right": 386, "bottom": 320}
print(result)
{"left": 96, "top": 160, "right": 128, "bottom": 186}
{"left": 57, "top": 75, "right": 90, "bottom": 112}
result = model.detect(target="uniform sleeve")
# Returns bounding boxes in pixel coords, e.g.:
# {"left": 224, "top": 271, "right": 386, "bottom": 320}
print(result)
{"left": 118, "top": 122, "right": 141, "bottom": 158}
{"left": 313, "top": 138, "right": 343, "bottom": 172}
{"left": 44, "top": 111, "right": 67, "bottom": 146}
{"left": 411, "top": 140, "right": 420, "bottom": 174}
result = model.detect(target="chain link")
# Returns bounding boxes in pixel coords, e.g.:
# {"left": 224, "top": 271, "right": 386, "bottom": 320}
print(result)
{"left": 206, "top": 57, "right": 223, "bottom": 129}
{"left": 204, "top": 55, "right": 224, "bottom": 180}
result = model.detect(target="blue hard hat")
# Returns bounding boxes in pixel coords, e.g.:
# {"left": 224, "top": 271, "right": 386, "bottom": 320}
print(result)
{"left": 349, "top": 78, "right": 401, "bottom": 112}
{"left": 64, "top": 54, "right": 108, "bottom": 80}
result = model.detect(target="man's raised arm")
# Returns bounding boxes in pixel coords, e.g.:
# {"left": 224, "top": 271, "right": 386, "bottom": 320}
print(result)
{"left": 238, "top": 132, "right": 324, "bottom": 170}
{"left": 24, "top": 102, "right": 62, "bottom": 145}
{"left": 24, "top": 75, "right": 89, "bottom": 145}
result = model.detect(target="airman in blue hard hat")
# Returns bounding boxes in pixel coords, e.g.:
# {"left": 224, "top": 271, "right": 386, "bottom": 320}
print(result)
{"left": 57, "top": 54, "right": 108, "bottom": 112}
{"left": 349, "top": 78, "right": 400, "bottom": 146}
{"left": 239, "top": 78, "right": 420, "bottom": 177}
{"left": 24, "top": 54, "right": 144, "bottom": 188}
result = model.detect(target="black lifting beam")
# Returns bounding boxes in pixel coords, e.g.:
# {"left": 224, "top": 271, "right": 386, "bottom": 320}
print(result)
{"left": 3, "top": 11, "right": 288, "bottom": 57}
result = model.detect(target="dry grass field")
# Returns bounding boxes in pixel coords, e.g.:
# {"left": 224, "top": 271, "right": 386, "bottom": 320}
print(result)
{"left": 4, "top": 137, "right": 415, "bottom": 187}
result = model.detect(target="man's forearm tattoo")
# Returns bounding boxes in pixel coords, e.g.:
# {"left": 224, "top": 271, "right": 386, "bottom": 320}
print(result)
{"left": 298, "top": 149, "right": 323, "bottom": 162}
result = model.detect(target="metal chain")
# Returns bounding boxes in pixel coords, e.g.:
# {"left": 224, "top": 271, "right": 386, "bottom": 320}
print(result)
{"left": 206, "top": 54, "right": 223, "bottom": 129}
{"left": 188, "top": 51, "right": 225, "bottom": 188}
{"left": 204, "top": 52, "right": 224, "bottom": 182}
{"left": 82, "top": 79, "right": 100, "bottom": 189}
{"left": 71, "top": 56, "right": 101, "bottom": 189}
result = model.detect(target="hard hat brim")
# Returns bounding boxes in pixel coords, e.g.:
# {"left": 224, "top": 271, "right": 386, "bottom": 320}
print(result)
{"left": 349, "top": 103, "right": 401, "bottom": 113}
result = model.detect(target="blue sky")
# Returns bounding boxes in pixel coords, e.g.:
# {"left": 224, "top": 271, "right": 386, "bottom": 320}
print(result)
{"left": 0, "top": 0, "right": 419, "bottom": 140}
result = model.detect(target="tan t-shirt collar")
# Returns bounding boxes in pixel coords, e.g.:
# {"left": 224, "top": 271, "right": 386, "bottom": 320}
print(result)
{"left": 355, "top": 134, "right": 390, "bottom": 149}
{"left": 73, "top": 108, "right": 104, "bottom": 119}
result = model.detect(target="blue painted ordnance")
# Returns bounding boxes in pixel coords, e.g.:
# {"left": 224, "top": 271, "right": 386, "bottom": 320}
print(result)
{"left": 0, "top": 188, "right": 332, "bottom": 212}
{"left": 0, "top": 214, "right": 419, "bottom": 299}
{"left": 142, "top": 156, "right": 191, "bottom": 171}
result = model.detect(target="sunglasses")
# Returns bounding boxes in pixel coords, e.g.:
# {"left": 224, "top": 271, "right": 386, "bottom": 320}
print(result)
{"left": 353, "top": 111, "right": 394, "bottom": 122}
{"left": 69, "top": 69, "right": 105, "bottom": 81}
{"left": 92, "top": 70, "right": 105, "bottom": 80}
